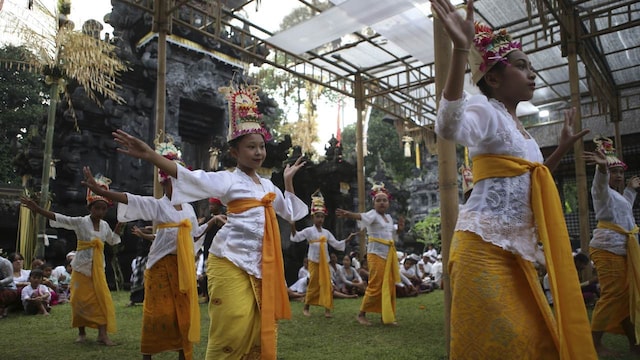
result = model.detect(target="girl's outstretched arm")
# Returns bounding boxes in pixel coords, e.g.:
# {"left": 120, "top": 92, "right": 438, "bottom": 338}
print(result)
{"left": 430, "top": 0, "right": 475, "bottom": 101}
{"left": 20, "top": 197, "right": 55, "bottom": 221}
{"left": 113, "top": 129, "right": 178, "bottom": 178}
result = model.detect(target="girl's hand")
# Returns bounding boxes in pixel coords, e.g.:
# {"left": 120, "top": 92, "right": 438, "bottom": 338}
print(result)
{"left": 583, "top": 150, "right": 607, "bottom": 167}
{"left": 335, "top": 208, "right": 349, "bottom": 218}
{"left": 283, "top": 156, "right": 306, "bottom": 181}
{"left": 113, "top": 129, "right": 153, "bottom": 160}
{"left": 430, "top": 0, "right": 475, "bottom": 49}
{"left": 81, "top": 166, "right": 101, "bottom": 192}
{"left": 20, "top": 196, "right": 38, "bottom": 211}
{"left": 558, "top": 107, "right": 590, "bottom": 150}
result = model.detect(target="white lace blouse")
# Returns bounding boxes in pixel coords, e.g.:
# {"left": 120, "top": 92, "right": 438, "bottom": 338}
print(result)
{"left": 117, "top": 194, "right": 208, "bottom": 269}
{"left": 50, "top": 214, "right": 121, "bottom": 276}
{"left": 358, "top": 210, "right": 396, "bottom": 260}
{"left": 170, "top": 165, "right": 309, "bottom": 279}
{"left": 436, "top": 93, "right": 545, "bottom": 264}
{"left": 290, "top": 226, "right": 346, "bottom": 263}
{"left": 589, "top": 168, "right": 638, "bottom": 255}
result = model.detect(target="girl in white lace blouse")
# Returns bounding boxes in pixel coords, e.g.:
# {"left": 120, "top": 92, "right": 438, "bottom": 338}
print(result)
{"left": 431, "top": 0, "right": 595, "bottom": 359}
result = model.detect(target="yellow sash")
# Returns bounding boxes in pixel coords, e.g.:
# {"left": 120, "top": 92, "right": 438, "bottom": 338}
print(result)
{"left": 76, "top": 238, "right": 117, "bottom": 333}
{"left": 157, "top": 219, "right": 200, "bottom": 343}
{"left": 368, "top": 237, "right": 400, "bottom": 324}
{"left": 309, "top": 236, "right": 332, "bottom": 308}
{"left": 473, "top": 154, "right": 596, "bottom": 359}
{"left": 227, "top": 193, "right": 289, "bottom": 360}
{"left": 597, "top": 220, "right": 640, "bottom": 344}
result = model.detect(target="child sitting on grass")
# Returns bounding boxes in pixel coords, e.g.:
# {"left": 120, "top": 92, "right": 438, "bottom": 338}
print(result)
{"left": 21, "top": 268, "right": 51, "bottom": 316}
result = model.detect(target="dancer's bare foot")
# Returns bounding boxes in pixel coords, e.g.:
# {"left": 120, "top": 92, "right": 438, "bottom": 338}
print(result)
{"left": 303, "top": 308, "right": 311, "bottom": 317}
{"left": 324, "top": 311, "right": 333, "bottom": 318}
{"left": 97, "top": 338, "right": 117, "bottom": 346}
{"left": 74, "top": 335, "right": 87, "bottom": 343}
{"left": 356, "top": 314, "right": 372, "bottom": 326}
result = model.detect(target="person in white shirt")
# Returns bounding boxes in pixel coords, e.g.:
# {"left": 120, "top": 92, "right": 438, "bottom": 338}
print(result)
{"left": 21, "top": 268, "right": 51, "bottom": 315}
{"left": 584, "top": 138, "right": 640, "bottom": 356}
{"left": 431, "top": 255, "right": 444, "bottom": 290}
{"left": 290, "top": 191, "right": 356, "bottom": 318}
{"left": 21, "top": 175, "right": 121, "bottom": 346}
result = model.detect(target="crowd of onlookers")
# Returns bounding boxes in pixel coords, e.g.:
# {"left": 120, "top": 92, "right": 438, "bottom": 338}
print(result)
{"left": 0, "top": 250, "right": 74, "bottom": 318}
{"left": 287, "top": 244, "right": 444, "bottom": 300}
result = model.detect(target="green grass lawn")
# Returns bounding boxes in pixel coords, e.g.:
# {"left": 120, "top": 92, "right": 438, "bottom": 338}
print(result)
{"left": 0, "top": 290, "right": 632, "bottom": 359}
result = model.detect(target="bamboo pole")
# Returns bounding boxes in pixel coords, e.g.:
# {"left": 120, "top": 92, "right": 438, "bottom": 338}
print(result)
{"left": 153, "top": 0, "right": 170, "bottom": 199}
{"left": 354, "top": 73, "right": 366, "bottom": 254}
{"left": 433, "top": 17, "right": 457, "bottom": 356}
{"left": 565, "top": 12, "right": 590, "bottom": 262}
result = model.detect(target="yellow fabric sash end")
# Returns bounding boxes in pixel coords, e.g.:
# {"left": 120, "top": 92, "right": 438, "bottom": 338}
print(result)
{"left": 472, "top": 154, "right": 597, "bottom": 359}
{"left": 157, "top": 219, "right": 200, "bottom": 343}
{"left": 368, "top": 237, "right": 400, "bottom": 324}
{"left": 597, "top": 221, "right": 640, "bottom": 344}
{"left": 309, "top": 236, "right": 332, "bottom": 309}
{"left": 227, "top": 192, "right": 289, "bottom": 360}
{"left": 76, "top": 238, "right": 117, "bottom": 333}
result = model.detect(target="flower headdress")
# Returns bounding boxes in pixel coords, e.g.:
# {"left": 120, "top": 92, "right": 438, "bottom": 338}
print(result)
{"left": 370, "top": 182, "right": 391, "bottom": 200}
{"left": 594, "top": 136, "right": 627, "bottom": 169}
{"left": 459, "top": 164, "right": 474, "bottom": 195}
{"left": 154, "top": 132, "right": 187, "bottom": 183}
{"left": 469, "top": 22, "right": 522, "bottom": 85}
{"left": 86, "top": 174, "right": 112, "bottom": 206}
{"left": 219, "top": 82, "right": 271, "bottom": 142}
{"left": 310, "top": 189, "right": 328, "bottom": 215}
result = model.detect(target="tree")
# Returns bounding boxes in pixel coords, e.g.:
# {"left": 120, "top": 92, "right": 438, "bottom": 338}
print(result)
{"left": 365, "top": 108, "right": 415, "bottom": 182}
{"left": 413, "top": 208, "right": 441, "bottom": 249}
{"left": 0, "top": 45, "right": 47, "bottom": 184}
{"left": 3, "top": 0, "right": 129, "bottom": 259}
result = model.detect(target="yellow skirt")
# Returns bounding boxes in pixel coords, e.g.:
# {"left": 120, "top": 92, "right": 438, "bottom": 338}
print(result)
{"left": 70, "top": 271, "right": 114, "bottom": 330}
{"left": 141, "top": 255, "right": 193, "bottom": 359}
{"left": 305, "top": 260, "right": 333, "bottom": 310}
{"left": 206, "top": 256, "right": 262, "bottom": 360}
{"left": 449, "top": 231, "right": 557, "bottom": 360}
{"left": 359, "top": 253, "right": 395, "bottom": 317}
{"left": 590, "top": 247, "right": 628, "bottom": 334}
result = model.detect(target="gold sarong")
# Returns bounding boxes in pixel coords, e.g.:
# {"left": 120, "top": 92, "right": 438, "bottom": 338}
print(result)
{"left": 306, "top": 236, "right": 333, "bottom": 309}
{"left": 472, "top": 154, "right": 596, "bottom": 359}
{"left": 70, "top": 238, "right": 116, "bottom": 333}
{"left": 359, "top": 238, "right": 400, "bottom": 324}
{"left": 157, "top": 220, "right": 200, "bottom": 344}
{"left": 141, "top": 255, "right": 193, "bottom": 359}
{"left": 206, "top": 255, "right": 261, "bottom": 360}
{"left": 226, "top": 193, "right": 289, "bottom": 360}
{"left": 449, "top": 231, "right": 558, "bottom": 359}
{"left": 592, "top": 220, "right": 640, "bottom": 342}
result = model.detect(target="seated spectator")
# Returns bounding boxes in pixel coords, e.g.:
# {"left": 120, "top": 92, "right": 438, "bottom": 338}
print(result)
{"left": 288, "top": 259, "right": 310, "bottom": 300}
{"left": 401, "top": 254, "right": 432, "bottom": 293}
{"left": 431, "top": 255, "right": 444, "bottom": 290}
{"left": 21, "top": 268, "right": 51, "bottom": 316}
{"left": 339, "top": 255, "right": 366, "bottom": 296}
{"left": 54, "top": 260, "right": 72, "bottom": 303}
{"left": 328, "top": 254, "right": 357, "bottom": 299}
{"left": 350, "top": 251, "right": 361, "bottom": 270}
{"left": 128, "top": 225, "right": 153, "bottom": 307}
{"left": 0, "top": 254, "right": 19, "bottom": 318}
{"left": 396, "top": 272, "right": 418, "bottom": 298}
{"left": 9, "top": 252, "right": 30, "bottom": 287}
{"left": 418, "top": 252, "right": 433, "bottom": 280}
{"left": 358, "top": 258, "right": 369, "bottom": 284}
{"left": 51, "top": 251, "right": 75, "bottom": 281}
{"left": 40, "top": 263, "right": 61, "bottom": 305}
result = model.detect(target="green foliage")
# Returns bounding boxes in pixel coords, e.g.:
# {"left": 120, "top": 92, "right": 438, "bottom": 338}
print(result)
{"left": 365, "top": 108, "right": 415, "bottom": 182}
{"left": 340, "top": 123, "right": 356, "bottom": 163}
{"left": 0, "top": 45, "right": 48, "bottom": 184}
{"left": 563, "top": 181, "right": 577, "bottom": 214}
{"left": 413, "top": 208, "right": 442, "bottom": 248}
